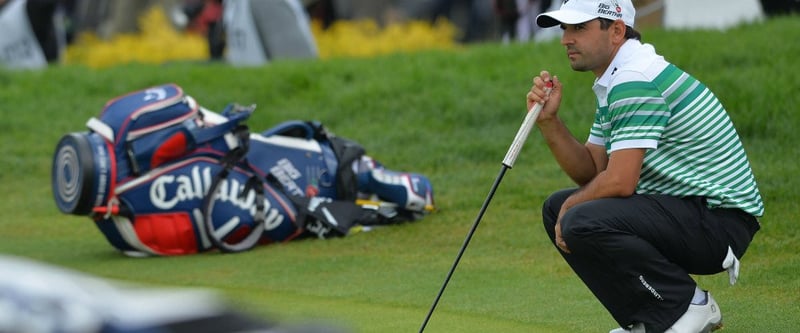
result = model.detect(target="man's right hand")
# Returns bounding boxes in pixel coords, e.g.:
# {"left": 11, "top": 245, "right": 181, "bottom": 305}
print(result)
{"left": 527, "top": 70, "right": 563, "bottom": 124}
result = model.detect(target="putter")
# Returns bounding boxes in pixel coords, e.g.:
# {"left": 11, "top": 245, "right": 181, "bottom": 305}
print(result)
{"left": 419, "top": 82, "right": 552, "bottom": 332}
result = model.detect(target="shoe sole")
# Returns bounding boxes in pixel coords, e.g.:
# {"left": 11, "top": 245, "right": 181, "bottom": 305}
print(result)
{"left": 700, "top": 320, "right": 723, "bottom": 333}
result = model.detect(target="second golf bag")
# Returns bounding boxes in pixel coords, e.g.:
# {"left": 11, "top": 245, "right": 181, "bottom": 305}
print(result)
{"left": 52, "top": 83, "right": 435, "bottom": 256}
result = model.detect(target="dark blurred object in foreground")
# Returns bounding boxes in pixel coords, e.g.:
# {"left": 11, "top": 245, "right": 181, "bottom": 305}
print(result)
{"left": 760, "top": 0, "right": 800, "bottom": 16}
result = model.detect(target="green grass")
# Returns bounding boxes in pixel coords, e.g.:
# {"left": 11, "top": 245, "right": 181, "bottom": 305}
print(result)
{"left": 2, "top": 16, "right": 799, "bottom": 332}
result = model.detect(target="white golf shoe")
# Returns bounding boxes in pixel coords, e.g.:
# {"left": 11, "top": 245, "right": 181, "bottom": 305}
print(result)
{"left": 609, "top": 323, "right": 644, "bottom": 333}
{"left": 608, "top": 291, "right": 723, "bottom": 333}
{"left": 666, "top": 291, "right": 723, "bottom": 333}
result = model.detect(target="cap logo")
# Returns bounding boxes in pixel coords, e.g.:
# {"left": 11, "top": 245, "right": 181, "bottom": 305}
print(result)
{"left": 597, "top": 1, "right": 623, "bottom": 19}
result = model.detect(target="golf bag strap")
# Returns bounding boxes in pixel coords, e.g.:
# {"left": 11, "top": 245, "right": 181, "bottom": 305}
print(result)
{"left": 201, "top": 125, "right": 266, "bottom": 253}
{"left": 192, "top": 105, "right": 254, "bottom": 145}
{"left": 191, "top": 116, "right": 246, "bottom": 146}
{"left": 299, "top": 121, "right": 365, "bottom": 201}
{"left": 327, "top": 135, "right": 365, "bottom": 201}
{"left": 263, "top": 173, "right": 379, "bottom": 238}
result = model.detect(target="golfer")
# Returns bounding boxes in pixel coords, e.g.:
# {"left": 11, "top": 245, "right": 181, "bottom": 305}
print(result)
{"left": 525, "top": 0, "right": 764, "bottom": 332}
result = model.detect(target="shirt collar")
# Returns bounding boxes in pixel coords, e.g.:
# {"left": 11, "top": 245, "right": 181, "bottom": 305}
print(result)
{"left": 594, "top": 39, "right": 643, "bottom": 88}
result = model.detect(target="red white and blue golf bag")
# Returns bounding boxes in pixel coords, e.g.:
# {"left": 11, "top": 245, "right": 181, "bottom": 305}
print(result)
{"left": 51, "top": 84, "right": 435, "bottom": 256}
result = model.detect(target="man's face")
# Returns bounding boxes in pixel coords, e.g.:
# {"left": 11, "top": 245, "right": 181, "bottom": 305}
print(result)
{"left": 559, "top": 19, "right": 615, "bottom": 75}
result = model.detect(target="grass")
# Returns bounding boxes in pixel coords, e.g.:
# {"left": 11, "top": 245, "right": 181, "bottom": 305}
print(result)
{"left": 1, "top": 15, "right": 799, "bottom": 332}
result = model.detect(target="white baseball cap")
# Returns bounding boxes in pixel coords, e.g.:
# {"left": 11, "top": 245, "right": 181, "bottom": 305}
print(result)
{"left": 536, "top": 0, "right": 636, "bottom": 28}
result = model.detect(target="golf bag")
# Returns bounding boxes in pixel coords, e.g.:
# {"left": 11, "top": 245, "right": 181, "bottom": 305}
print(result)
{"left": 52, "top": 83, "right": 435, "bottom": 256}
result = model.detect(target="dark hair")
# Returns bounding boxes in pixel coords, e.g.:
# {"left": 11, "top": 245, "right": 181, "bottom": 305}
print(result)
{"left": 598, "top": 18, "right": 641, "bottom": 40}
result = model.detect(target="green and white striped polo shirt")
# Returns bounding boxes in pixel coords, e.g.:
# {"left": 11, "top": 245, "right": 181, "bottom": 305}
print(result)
{"left": 588, "top": 40, "right": 764, "bottom": 217}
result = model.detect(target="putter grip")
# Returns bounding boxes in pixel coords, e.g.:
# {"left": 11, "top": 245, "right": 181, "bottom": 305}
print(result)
{"left": 502, "top": 83, "right": 552, "bottom": 168}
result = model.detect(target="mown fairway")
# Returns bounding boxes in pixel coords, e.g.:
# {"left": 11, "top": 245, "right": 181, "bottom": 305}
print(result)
{"left": 1, "top": 16, "right": 798, "bottom": 333}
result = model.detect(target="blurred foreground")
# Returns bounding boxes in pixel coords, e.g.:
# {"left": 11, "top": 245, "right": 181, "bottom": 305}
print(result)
{"left": 0, "top": 254, "right": 350, "bottom": 333}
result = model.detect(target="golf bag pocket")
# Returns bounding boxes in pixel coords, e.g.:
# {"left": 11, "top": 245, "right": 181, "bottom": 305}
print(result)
{"left": 87, "top": 83, "right": 197, "bottom": 176}
{"left": 93, "top": 156, "right": 303, "bottom": 256}
{"left": 53, "top": 83, "right": 252, "bottom": 216}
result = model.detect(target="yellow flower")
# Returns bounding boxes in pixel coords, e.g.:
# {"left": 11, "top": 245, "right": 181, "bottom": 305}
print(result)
{"left": 65, "top": 5, "right": 207, "bottom": 68}
{"left": 311, "top": 18, "right": 459, "bottom": 59}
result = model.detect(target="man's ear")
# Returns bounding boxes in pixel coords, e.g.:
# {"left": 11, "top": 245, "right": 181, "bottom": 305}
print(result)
{"left": 612, "top": 19, "right": 627, "bottom": 44}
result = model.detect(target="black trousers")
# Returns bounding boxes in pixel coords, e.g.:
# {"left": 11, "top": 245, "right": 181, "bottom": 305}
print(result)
{"left": 542, "top": 188, "right": 760, "bottom": 332}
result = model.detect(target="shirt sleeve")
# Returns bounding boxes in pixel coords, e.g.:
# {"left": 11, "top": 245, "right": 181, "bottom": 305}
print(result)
{"left": 587, "top": 112, "right": 605, "bottom": 146}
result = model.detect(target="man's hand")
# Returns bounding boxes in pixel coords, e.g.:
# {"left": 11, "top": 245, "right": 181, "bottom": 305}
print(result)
{"left": 527, "top": 71, "right": 563, "bottom": 123}
{"left": 555, "top": 208, "right": 571, "bottom": 253}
